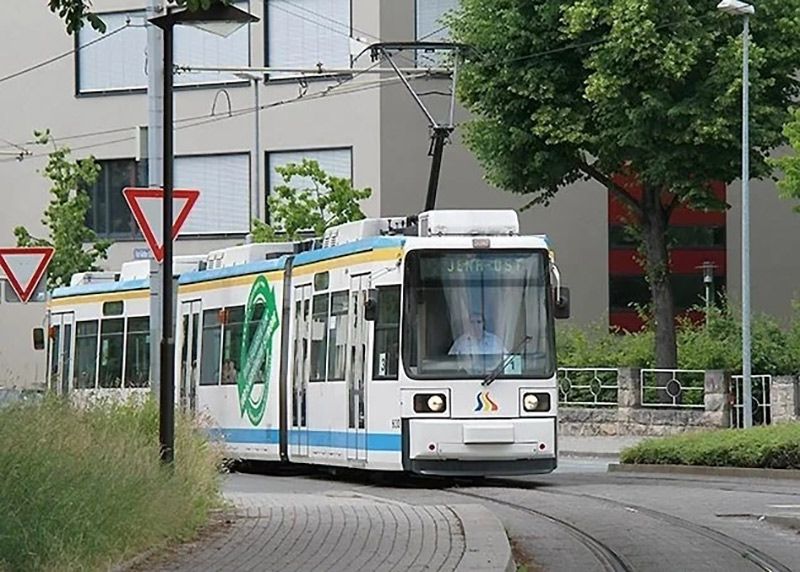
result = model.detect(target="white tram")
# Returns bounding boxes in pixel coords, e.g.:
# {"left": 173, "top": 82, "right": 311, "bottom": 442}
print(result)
{"left": 45, "top": 210, "right": 569, "bottom": 476}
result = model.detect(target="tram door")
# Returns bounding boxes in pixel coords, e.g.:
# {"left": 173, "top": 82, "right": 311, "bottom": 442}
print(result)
{"left": 180, "top": 301, "right": 202, "bottom": 414}
{"left": 291, "top": 285, "right": 312, "bottom": 457}
{"left": 48, "top": 312, "right": 74, "bottom": 396}
{"left": 346, "top": 274, "right": 369, "bottom": 461}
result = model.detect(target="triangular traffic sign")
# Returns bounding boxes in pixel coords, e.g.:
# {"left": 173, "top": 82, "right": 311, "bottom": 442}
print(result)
{"left": 123, "top": 187, "right": 200, "bottom": 263}
{"left": 0, "top": 247, "right": 55, "bottom": 303}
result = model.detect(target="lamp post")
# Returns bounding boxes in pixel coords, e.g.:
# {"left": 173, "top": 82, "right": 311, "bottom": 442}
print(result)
{"left": 150, "top": 3, "right": 258, "bottom": 463}
{"left": 717, "top": 0, "right": 754, "bottom": 429}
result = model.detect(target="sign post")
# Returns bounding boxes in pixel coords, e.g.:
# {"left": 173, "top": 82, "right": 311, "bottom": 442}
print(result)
{"left": 0, "top": 247, "right": 55, "bottom": 303}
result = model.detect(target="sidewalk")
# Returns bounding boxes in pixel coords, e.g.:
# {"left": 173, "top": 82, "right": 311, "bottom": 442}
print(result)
{"left": 559, "top": 435, "right": 648, "bottom": 459}
{"left": 131, "top": 492, "right": 513, "bottom": 572}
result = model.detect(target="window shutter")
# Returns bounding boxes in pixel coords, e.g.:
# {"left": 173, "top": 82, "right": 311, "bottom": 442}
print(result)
{"left": 268, "top": 148, "right": 352, "bottom": 201}
{"left": 175, "top": 154, "right": 250, "bottom": 234}
{"left": 268, "top": 0, "right": 351, "bottom": 77}
{"left": 78, "top": 11, "right": 148, "bottom": 92}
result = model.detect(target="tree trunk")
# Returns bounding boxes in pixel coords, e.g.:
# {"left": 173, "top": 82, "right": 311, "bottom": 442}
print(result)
{"left": 640, "top": 186, "right": 678, "bottom": 369}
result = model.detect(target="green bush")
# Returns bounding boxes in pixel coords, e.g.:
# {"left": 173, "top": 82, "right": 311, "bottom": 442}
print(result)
{"left": 557, "top": 302, "right": 800, "bottom": 375}
{"left": 620, "top": 423, "right": 800, "bottom": 468}
{"left": 0, "top": 398, "right": 222, "bottom": 572}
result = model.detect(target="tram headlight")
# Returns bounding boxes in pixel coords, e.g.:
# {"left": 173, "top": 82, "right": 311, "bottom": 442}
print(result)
{"left": 427, "top": 395, "right": 445, "bottom": 412}
{"left": 414, "top": 393, "right": 447, "bottom": 413}
{"left": 523, "top": 392, "right": 550, "bottom": 412}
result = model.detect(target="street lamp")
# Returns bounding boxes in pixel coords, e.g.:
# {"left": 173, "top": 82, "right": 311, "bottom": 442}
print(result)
{"left": 717, "top": 0, "right": 754, "bottom": 429}
{"left": 150, "top": 2, "right": 259, "bottom": 464}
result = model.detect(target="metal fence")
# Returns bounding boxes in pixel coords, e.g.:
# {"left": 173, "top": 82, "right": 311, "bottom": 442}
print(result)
{"left": 557, "top": 368, "right": 620, "bottom": 407}
{"left": 640, "top": 368, "right": 706, "bottom": 408}
{"left": 730, "top": 374, "right": 772, "bottom": 428}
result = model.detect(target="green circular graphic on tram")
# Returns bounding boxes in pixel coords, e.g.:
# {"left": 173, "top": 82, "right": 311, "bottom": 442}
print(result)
{"left": 237, "top": 275, "right": 280, "bottom": 426}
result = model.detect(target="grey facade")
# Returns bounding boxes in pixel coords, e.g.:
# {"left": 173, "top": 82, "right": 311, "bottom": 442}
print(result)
{"left": 0, "top": 1, "right": 797, "bottom": 387}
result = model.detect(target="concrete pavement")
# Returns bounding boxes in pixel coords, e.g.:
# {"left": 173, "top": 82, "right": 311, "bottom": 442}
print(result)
{"left": 558, "top": 435, "right": 647, "bottom": 459}
{"left": 135, "top": 491, "right": 513, "bottom": 572}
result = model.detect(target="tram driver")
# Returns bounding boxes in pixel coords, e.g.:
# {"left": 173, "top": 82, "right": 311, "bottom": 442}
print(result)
{"left": 448, "top": 311, "right": 507, "bottom": 369}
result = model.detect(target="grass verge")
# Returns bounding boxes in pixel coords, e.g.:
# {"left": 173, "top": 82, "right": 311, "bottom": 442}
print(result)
{"left": 0, "top": 397, "right": 222, "bottom": 572}
{"left": 620, "top": 423, "right": 800, "bottom": 469}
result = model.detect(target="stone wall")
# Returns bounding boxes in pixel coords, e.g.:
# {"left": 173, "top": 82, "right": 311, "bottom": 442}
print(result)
{"left": 558, "top": 369, "right": 798, "bottom": 437}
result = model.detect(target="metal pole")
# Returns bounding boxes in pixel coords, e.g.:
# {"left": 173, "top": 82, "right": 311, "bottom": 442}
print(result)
{"left": 253, "top": 77, "right": 261, "bottom": 221}
{"left": 147, "top": 0, "right": 163, "bottom": 397}
{"left": 741, "top": 14, "right": 753, "bottom": 429}
{"left": 160, "top": 23, "right": 175, "bottom": 463}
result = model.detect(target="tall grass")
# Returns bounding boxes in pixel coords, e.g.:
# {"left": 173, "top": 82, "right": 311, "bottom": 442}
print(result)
{"left": 0, "top": 397, "right": 222, "bottom": 572}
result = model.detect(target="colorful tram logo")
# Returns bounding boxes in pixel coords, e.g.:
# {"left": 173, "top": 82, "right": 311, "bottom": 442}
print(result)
{"left": 474, "top": 391, "right": 499, "bottom": 413}
{"left": 237, "top": 275, "right": 280, "bottom": 426}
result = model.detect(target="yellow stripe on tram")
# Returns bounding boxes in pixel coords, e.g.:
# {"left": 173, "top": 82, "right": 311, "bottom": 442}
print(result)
{"left": 49, "top": 289, "right": 149, "bottom": 308}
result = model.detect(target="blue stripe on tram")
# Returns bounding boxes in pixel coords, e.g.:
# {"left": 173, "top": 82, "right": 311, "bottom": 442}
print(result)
{"left": 208, "top": 428, "right": 401, "bottom": 452}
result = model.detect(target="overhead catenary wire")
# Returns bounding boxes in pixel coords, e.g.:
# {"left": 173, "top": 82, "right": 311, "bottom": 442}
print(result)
{"left": 0, "top": 71, "right": 429, "bottom": 164}
{"left": 0, "top": 22, "right": 134, "bottom": 86}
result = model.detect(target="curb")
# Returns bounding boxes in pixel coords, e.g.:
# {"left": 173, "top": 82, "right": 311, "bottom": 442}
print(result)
{"left": 451, "top": 504, "right": 515, "bottom": 572}
{"left": 560, "top": 450, "right": 619, "bottom": 460}
{"left": 764, "top": 514, "right": 800, "bottom": 531}
{"left": 608, "top": 463, "right": 800, "bottom": 480}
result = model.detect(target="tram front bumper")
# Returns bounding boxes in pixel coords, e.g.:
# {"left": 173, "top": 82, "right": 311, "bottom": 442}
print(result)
{"left": 403, "top": 417, "right": 557, "bottom": 476}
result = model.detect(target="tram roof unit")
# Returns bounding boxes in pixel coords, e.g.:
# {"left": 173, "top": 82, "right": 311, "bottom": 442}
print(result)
{"left": 52, "top": 254, "right": 207, "bottom": 299}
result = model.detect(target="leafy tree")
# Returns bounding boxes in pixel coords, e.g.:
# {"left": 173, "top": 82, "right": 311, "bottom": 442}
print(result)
{"left": 48, "top": 0, "right": 232, "bottom": 34}
{"left": 773, "top": 108, "right": 800, "bottom": 211}
{"left": 252, "top": 160, "right": 372, "bottom": 242}
{"left": 14, "top": 131, "right": 110, "bottom": 288}
{"left": 450, "top": 0, "right": 800, "bottom": 367}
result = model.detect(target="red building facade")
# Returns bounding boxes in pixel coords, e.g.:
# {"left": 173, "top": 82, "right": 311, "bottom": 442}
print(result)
{"left": 608, "top": 180, "right": 727, "bottom": 332}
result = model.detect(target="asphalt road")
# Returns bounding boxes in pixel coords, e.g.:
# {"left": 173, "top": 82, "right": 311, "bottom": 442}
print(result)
{"left": 225, "top": 459, "right": 800, "bottom": 571}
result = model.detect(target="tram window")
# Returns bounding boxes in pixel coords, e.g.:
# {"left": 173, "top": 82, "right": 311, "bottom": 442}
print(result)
{"left": 221, "top": 306, "right": 245, "bottom": 385}
{"left": 98, "top": 319, "right": 124, "bottom": 388}
{"left": 124, "top": 317, "right": 149, "bottom": 388}
{"left": 310, "top": 294, "right": 329, "bottom": 382}
{"left": 49, "top": 325, "right": 61, "bottom": 377}
{"left": 74, "top": 320, "right": 99, "bottom": 389}
{"left": 314, "top": 271, "right": 329, "bottom": 291}
{"left": 200, "top": 310, "right": 222, "bottom": 385}
{"left": 327, "top": 291, "right": 348, "bottom": 381}
{"left": 373, "top": 286, "right": 400, "bottom": 380}
{"left": 103, "top": 301, "right": 124, "bottom": 316}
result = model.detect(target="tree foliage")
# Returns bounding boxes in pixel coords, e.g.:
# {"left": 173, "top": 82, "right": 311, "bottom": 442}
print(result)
{"left": 14, "top": 131, "right": 110, "bottom": 289}
{"left": 450, "top": 0, "right": 800, "bottom": 367}
{"left": 48, "top": 0, "right": 233, "bottom": 34}
{"left": 251, "top": 160, "right": 372, "bottom": 243}
{"left": 773, "top": 109, "right": 800, "bottom": 211}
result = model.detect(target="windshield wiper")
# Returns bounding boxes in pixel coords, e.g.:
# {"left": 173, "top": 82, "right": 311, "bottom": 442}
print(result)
{"left": 482, "top": 335, "right": 533, "bottom": 387}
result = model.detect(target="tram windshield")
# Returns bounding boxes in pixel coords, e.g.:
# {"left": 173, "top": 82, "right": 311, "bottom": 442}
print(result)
{"left": 402, "top": 250, "right": 555, "bottom": 380}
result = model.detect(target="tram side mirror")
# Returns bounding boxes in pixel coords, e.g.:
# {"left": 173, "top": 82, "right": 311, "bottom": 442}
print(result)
{"left": 364, "top": 289, "right": 378, "bottom": 321}
{"left": 554, "top": 287, "right": 571, "bottom": 320}
{"left": 32, "top": 328, "right": 45, "bottom": 351}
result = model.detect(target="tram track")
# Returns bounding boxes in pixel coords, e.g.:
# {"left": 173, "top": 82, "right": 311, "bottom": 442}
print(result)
{"left": 537, "top": 489, "right": 795, "bottom": 572}
{"left": 445, "top": 488, "right": 634, "bottom": 572}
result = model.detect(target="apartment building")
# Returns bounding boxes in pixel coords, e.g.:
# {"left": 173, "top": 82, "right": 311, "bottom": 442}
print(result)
{"left": 0, "top": 0, "right": 798, "bottom": 385}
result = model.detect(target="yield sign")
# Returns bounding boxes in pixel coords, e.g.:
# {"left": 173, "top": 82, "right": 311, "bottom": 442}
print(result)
{"left": 123, "top": 187, "right": 200, "bottom": 263}
{"left": 0, "top": 247, "right": 55, "bottom": 303}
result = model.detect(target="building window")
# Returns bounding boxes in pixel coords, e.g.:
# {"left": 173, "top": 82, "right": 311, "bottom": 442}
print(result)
{"left": 267, "top": 148, "right": 352, "bottom": 222}
{"left": 176, "top": 153, "right": 251, "bottom": 234}
{"left": 416, "top": 0, "right": 459, "bottom": 41}
{"left": 267, "top": 0, "right": 351, "bottom": 79}
{"left": 86, "top": 154, "right": 249, "bottom": 238}
{"left": 609, "top": 275, "right": 727, "bottom": 312}
{"left": 85, "top": 159, "right": 145, "bottom": 239}
{"left": 609, "top": 225, "right": 725, "bottom": 249}
{"left": 77, "top": 4, "right": 251, "bottom": 94}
